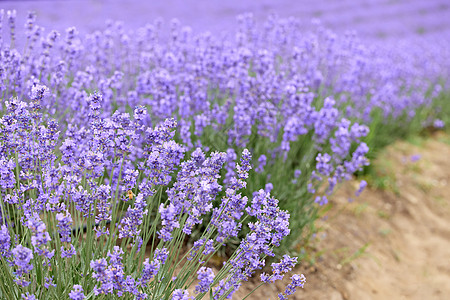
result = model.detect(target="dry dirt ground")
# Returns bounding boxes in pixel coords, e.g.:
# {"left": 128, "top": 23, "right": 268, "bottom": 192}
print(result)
{"left": 235, "top": 132, "right": 450, "bottom": 300}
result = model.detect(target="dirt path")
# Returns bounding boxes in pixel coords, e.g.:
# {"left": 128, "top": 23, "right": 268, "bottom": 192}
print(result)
{"left": 236, "top": 132, "right": 450, "bottom": 299}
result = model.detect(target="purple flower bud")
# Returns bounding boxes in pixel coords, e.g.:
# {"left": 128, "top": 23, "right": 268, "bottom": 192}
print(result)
{"left": 172, "top": 289, "right": 190, "bottom": 300}
{"left": 355, "top": 180, "right": 367, "bottom": 197}
{"left": 69, "top": 285, "right": 85, "bottom": 300}
{"left": 195, "top": 267, "right": 214, "bottom": 294}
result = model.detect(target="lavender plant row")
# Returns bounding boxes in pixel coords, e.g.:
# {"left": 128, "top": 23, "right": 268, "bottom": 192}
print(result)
{"left": 0, "top": 90, "right": 308, "bottom": 299}
{"left": 0, "top": 10, "right": 448, "bottom": 299}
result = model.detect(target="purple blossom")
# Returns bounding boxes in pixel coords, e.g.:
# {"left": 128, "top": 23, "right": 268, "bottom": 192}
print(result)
{"left": 0, "top": 158, "right": 16, "bottom": 189}
{"left": 315, "top": 196, "right": 328, "bottom": 206}
{"left": 27, "top": 213, "right": 54, "bottom": 259}
{"left": 214, "top": 189, "right": 291, "bottom": 299}
{"left": 140, "top": 248, "right": 168, "bottom": 287}
{"left": 61, "top": 244, "right": 76, "bottom": 258}
{"left": 172, "top": 289, "right": 190, "bottom": 300}
{"left": 119, "top": 193, "right": 148, "bottom": 239}
{"left": 95, "top": 184, "right": 112, "bottom": 223}
{"left": 255, "top": 154, "right": 267, "bottom": 173}
{"left": 69, "top": 285, "right": 85, "bottom": 300}
{"left": 12, "top": 245, "right": 33, "bottom": 286}
{"left": 433, "top": 119, "right": 444, "bottom": 129}
{"left": 410, "top": 154, "right": 421, "bottom": 162}
{"left": 283, "top": 274, "right": 306, "bottom": 296}
{"left": 21, "top": 293, "right": 36, "bottom": 300}
{"left": 90, "top": 258, "right": 113, "bottom": 296}
{"left": 316, "top": 153, "right": 333, "bottom": 176}
{"left": 265, "top": 182, "right": 273, "bottom": 193}
{"left": 261, "top": 255, "right": 298, "bottom": 283}
{"left": 187, "top": 239, "right": 205, "bottom": 261}
{"left": 202, "top": 239, "right": 215, "bottom": 256}
{"left": 224, "top": 148, "right": 237, "bottom": 186}
{"left": 140, "top": 258, "right": 160, "bottom": 286}
{"left": 158, "top": 203, "right": 180, "bottom": 241}
{"left": 278, "top": 293, "right": 288, "bottom": 300}
{"left": 44, "top": 276, "right": 56, "bottom": 288}
{"left": 195, "top": 267, "right": 215, "bottom": 294}
{"left": 355, "top": 180, "right": 367, "bottom": 197}
{"left": 56, "top": 211, "right": 72, "bottom": 243}
{"left": 159, "top": 149, "right": 226, "bottom": 239}
{"left": 107, "top": 246, "right": 127, "bottom": 296}
{"left": 0, "top": 225, "right": 11, "bottom": 257}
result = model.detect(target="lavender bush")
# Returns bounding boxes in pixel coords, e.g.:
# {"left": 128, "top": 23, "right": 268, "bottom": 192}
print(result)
{"left": 0, "top": 8, "right": 449, "bottom": 298}
{"left": 0, "top": 92, "right": 305, "bottom": 299}
{"left": 0, "top": 12, "right": 374, "bottom": 252}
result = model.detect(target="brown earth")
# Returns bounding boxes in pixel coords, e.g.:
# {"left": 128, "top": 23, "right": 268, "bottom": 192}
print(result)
{"left": 234, "top": 132, "right": 450, "bottom": 299}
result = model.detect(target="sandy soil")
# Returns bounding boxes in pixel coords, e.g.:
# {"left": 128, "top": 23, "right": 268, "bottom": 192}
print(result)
{"left": 235, "top": 132, "right": 450, "bottom": 299}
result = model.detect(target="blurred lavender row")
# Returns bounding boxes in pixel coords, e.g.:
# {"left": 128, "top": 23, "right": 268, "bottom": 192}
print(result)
{"left": 1, "top": 0, "right": 450, "bottom": 42}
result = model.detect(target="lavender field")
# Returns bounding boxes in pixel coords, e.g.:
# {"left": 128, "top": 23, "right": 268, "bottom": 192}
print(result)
{"left": 0, "top": 0, "right": 449, "bottom": 299}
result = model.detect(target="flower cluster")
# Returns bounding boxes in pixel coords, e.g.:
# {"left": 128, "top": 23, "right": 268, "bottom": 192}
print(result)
{"left": 0, "top": 95, "right": 305, "bottom": 299}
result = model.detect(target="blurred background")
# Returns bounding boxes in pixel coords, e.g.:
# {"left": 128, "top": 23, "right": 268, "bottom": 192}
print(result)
{"left": 1, "top": 0, "right": 450, "bottom": 40}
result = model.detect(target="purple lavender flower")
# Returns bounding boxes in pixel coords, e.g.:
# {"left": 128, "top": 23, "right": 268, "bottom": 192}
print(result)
{"left": 355, "top": 180, "right": 368, "bottom": 197}
{"left": 278, "top": 293, "right": 288, "bottom": 300}
{"left": 44, "top": 276, "right": 56, "bottom": 288}
{"left": 95, "top": 184, "right": 112, "bottom": 224}
{"left": 6, "top": 10, "right": 16, "bottom": 44}
{"left": 69, "top": 285, "right": 85, "bottom": 300}
{"left": 12, "top": 245, "right": 33, "bottom": 286}
{"left": 315, "top": 196, "right": 328, "bottom": 206}
{"left": 172, "top": 289, "right": 190, "bottom": 300}
{"left": 224, "top": 148, "right": 237, "bottom": 186}
{"left": 0, "top": 158, "right": 16, "bottom": 189}
{"left": 90, "top": 258, "right": 113, "bottom": 295}
{"left": 30, "top": 84, "right": 49, "bottom": 106}
{"left": 237, "top": 149, "right": 252, "bottom": 182}
{"left": 27, "top": 213, "right": 54, "bottom": 259}
{"left": 107, "top": 246, "right": 127, "bottom": 296}
{"left": 265, "top": 182, "right": 273, "bottom": 193}
{"left": 202, "top": 239, "right": 215, "bottom": 256}
{"left": 87, "top": 93, "right": 103, "bottom": 118}
{"left": 142, "top": 139, "right": 185, "bottom": 188}
{"left": 292, "top": 169, "right": 302, "bottom": 184}
{"left": 255, "top": 154, "right": 267, "bottom": 173}
{"left": 261, "top": 255, "right": 298, "bottom": 283}
{"left": 214, "top": 189, "right": 291, "bottom": 299}
{"left": 195, "top": 267, "right": 214, "bottom": 294}
{"left": 159, "top": 149, "right": 226, "bottom": 239}
{"left": 21, "top": 293, "right": 36, "bottom": 300}
{"left": 140, "top": 258, "right": 160, "bottom": 286}
{"left": 140, "top": 248, "right": 168, "bottom": 287}
{"left": 187, "top": 239, "right": 205, "bottom": 261}
{"left": 154, "top": 247, "right": 168, "bottom": 264}
{"left": 56, "top": 211, "right": 72, "bottom": 243}
{"left": 283, "top": 274, "right": 306, "bottom": 296}
{"left": 0, "top": 224, "right": 11, "bottom": 257}
{"left": 316, "top": 153, "right": 333, "bottom": 176}
{"left": 211, "top": 150, "right": 253, "bottom": 244}
{"left": 410, "top": 154, "right": 421, "bottom": 162}
{"left": 158, "top": 203, "right": 180, "bottom": 241}
{"left": 118, "top": 193, "right": 148, "bottom": 239}
{"left": 433, "top": 119, "right": 444, "bottom": 129}
{"left": 61, "top": 244, "right": 76, "bottom": 258}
